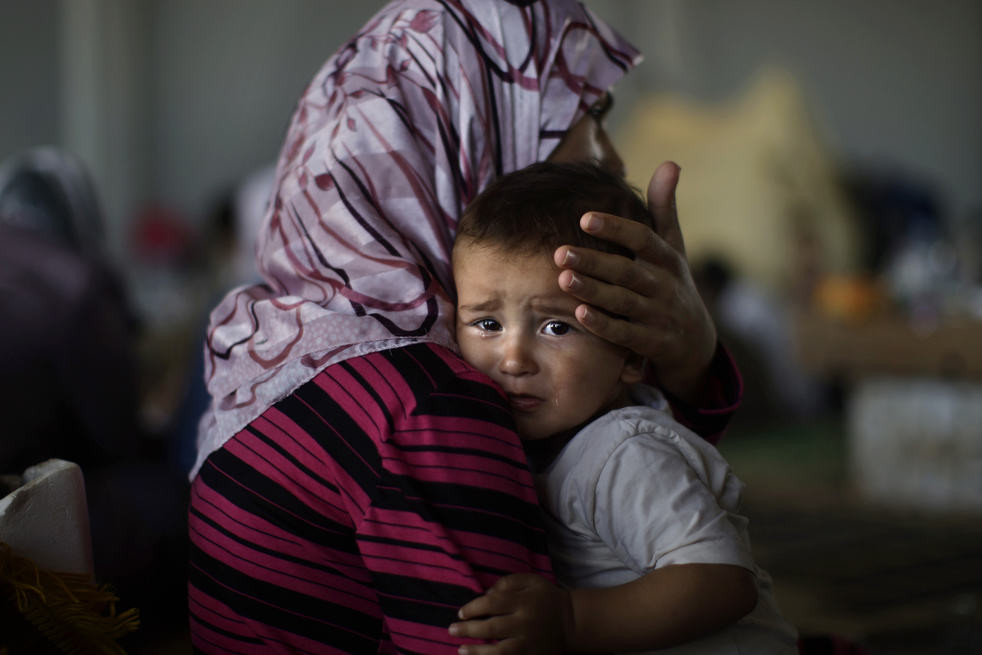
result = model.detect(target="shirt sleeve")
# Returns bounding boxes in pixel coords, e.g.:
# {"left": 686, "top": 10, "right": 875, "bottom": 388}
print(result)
{"left": 590, "top": 425, "right": 754, "bottom": 574}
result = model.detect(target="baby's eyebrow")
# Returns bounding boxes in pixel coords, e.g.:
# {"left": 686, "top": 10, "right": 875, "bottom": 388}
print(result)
{"left": 457, "top": 300, "right": 499, "bottom": 313}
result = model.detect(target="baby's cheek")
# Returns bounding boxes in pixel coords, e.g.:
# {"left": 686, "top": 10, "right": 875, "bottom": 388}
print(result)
{"left": 459, "top": 338, "right": 491, "bottom": 374}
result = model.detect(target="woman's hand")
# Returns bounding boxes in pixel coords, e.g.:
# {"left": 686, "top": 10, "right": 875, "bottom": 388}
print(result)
{"left": 448, "top": 573, "right": 573, "bottom": 655}
{"left": 553, "top": 161, "right": 717, "bottom": 406}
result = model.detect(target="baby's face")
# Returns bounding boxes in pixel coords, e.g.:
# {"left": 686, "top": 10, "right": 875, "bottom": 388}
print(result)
{"left": 453, "top": 239, "right": 641, "bottom": 441}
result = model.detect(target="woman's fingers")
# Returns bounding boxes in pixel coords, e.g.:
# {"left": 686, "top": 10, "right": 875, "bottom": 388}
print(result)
{"left": 557, "top": 266, "right": 643, "bottom": 317}
{"left": 567, "top": 161, "right": 684, "bottom": 260}
{"left": 555, "top": 244, "right": 652, "bottom": 296}
{"left": 560, "top": 216, "right": 685, "bottom": 286}
{"left": 551, "top": 161, "right": 687, "bottom": 306}
{"left": 572, "top": 212, "right": 679, "bottom": 270}
{"left": 571, "top": 302, "right": 658, "bottom": 355}
{"left": 555, "top": 245, "right": 678, "bottom": 355}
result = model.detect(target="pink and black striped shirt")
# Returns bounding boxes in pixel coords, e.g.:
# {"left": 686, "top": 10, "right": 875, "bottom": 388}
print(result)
{"left": 189, "top": 343, "right": 552, "bottom": 652}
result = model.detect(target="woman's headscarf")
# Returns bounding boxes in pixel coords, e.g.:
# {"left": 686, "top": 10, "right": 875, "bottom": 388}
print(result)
{"left": 192, "top": 0, "right": 640, "bottom": 478}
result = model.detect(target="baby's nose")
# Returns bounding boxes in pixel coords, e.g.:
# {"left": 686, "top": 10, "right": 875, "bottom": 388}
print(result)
{"left": 499, "top": 337, "right": 537, "bottom": 376}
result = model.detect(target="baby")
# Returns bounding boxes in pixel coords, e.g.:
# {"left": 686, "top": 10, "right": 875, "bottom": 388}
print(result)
{"left": 448, "top": 161, "right": 798, "bottom": 654}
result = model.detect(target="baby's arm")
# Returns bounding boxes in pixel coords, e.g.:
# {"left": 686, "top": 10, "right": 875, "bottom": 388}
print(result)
{"left": 449, "top": 563, "right": 756, "bottom": 654}
{"left": 567, "top": 563, "right": 756, "bottom": 651}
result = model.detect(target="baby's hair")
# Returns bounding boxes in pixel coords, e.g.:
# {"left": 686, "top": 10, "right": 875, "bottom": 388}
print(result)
{"left": 456, "top": 161, "right": 651, "bottom": 259}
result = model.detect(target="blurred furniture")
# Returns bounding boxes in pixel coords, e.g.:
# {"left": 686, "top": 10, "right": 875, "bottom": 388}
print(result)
{"left": 795, "top": 311, "right": 982, "bottom": 513}
{"left": 0, "top": 459, "right": 139, "bottom": 652}
{"left": 0, "top": 459, "right": 93, "bottom": 577}
{"left": 795, "top": 311, "right": 982, "bottom": 381}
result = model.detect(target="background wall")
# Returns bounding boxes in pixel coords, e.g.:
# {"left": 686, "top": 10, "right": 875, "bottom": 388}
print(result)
{"left": 1, "top": 1, "right": 61, "bottom": 160}
{"left": 2, "top": 0, "right": 980, "bottom": 273}
{"left": 591, "top": 0, "right": 982, "bottom": 219}
{"left": 144, "top": 1, "right": 370, "bottom": 233}
{"left": 1, "top": 0, "right": 375, "bottom": 258}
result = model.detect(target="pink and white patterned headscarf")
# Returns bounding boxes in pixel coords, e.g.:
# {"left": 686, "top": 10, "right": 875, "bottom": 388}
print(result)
{"left": 192, "top": 0, "right": 640, "bottom": 478}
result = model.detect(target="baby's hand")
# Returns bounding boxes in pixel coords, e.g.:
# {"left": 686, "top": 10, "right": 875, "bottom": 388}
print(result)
{"left": 448, "top": 573, "right": 573, "bottom": 655}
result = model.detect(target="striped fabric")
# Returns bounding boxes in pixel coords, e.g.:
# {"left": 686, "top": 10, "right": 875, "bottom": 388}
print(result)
{"left": 188, "top": 343, "right": 551, "bottom": 653}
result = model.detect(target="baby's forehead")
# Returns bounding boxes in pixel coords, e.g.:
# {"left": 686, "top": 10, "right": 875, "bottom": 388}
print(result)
{"left": 453, "top": 239, "right": 564, "bottom": 296}
{"left": 452, "top": 239, "right": 557, "bottom": 279}
{"left": 452, "top": 235, "right": 551, "bottom": 260}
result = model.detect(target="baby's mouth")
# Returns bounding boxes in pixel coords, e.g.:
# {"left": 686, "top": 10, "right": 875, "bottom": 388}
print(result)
{"left": 507, "top": 393, "right": 543, "bottom": 412}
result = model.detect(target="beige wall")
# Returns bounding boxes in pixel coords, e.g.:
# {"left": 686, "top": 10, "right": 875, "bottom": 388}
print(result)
{"left": 2, "top": 0, "right": 980, "bottom": 274}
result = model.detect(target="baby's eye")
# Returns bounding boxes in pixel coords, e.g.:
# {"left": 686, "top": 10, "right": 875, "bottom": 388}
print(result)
{"left": 472, "top": 318, "right": 502, "bottom": 332}
{"left": 542, "top": 320, "right": 572, "bottom": 337}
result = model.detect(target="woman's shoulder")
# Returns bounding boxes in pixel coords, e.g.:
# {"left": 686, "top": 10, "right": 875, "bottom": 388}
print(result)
{"left": 351, "top": 343, "right": 524, "bottom": 461}
{"left": 361, "top": 342, "right": 512, "bottom": 416}
{"left": 370, "top": 341, "right": 495, "bottom": 385}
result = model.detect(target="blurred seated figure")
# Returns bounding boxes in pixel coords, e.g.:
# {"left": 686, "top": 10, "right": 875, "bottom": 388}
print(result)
{"left": 0, "top": 147, "right": 140, "bottom": 474}
{"left": 0, "top": 147, "right": 186, "bottom": 642}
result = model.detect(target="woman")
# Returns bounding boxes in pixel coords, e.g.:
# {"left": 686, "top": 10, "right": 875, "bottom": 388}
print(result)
{"left": 188, "top": 1, "right": 740, "bottom": 651}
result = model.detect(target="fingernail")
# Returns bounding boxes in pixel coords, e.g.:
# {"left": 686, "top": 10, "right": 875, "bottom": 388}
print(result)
{"left": 562, "top": 249, "right": 579, "bottom": 267}
{"left": 565, "top": 273, "right": 581, "bottom": 291}
{"left": 449, "top": 624, "right": 459, "bottom": 636}
{"left": 582, "top": 213, "right": 602, "bottom": 232}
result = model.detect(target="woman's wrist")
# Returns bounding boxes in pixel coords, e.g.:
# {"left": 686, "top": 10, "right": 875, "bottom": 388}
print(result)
{"left": 658, "top": 341, "right": 743, "bottom": 444}
{"left": 650, "top": 324, "right": 718, "bottom": 407}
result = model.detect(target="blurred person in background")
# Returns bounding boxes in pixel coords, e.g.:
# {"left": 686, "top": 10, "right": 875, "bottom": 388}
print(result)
{"left": 0, "top": 146, "right": 140, "bottom": 475}
{"left": 0, "top": 146, "right": 188, "bottom": 642}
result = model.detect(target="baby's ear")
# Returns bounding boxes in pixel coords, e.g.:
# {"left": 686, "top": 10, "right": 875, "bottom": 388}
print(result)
{"left": 620, "top": 353, "right": 646, "bottom": 385}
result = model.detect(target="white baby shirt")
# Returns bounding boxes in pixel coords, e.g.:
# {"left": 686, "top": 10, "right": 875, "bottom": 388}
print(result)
{"left": 536, "top": 402, "right": 798, "bottom": 654}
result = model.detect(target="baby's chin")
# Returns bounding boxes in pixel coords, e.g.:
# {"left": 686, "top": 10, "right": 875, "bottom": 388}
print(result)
{"left": 515, "top": 424, "right": 552, "bottom": 442}
{"left": 516, "top": 420, "right": 578, "bottom": 442}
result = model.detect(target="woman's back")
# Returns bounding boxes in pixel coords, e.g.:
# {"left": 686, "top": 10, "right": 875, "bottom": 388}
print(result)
{"left": 188, "top": 342, "right": 551, "bottom": 652}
